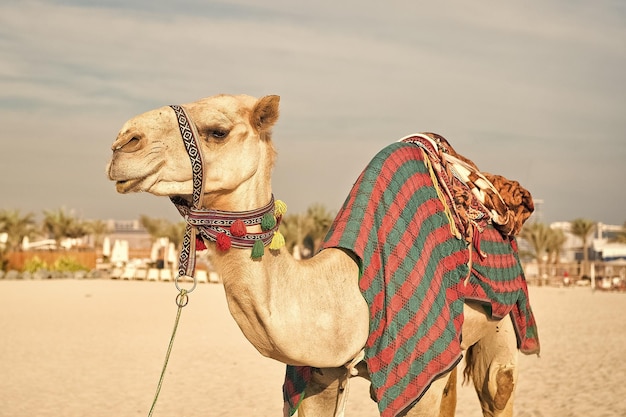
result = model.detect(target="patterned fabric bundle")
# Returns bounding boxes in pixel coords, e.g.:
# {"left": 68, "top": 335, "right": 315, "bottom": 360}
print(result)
{"left": 421, "top": 132, "right": 534, "bottom": 237}
{"left": 283, "top": 138, "right": 539, "bottom": 417}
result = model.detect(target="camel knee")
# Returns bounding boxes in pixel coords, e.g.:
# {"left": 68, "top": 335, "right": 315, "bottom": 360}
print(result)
{"left": 476, "top": 363, "right": 517, "bottom": 416}
{"left": 464, "top": 344, "right": 518, "bottom": 416}
{"left": 298, "top": 367, "right": 346, "bottom": 417}
{"left": 491, "top": 365, "right": 515, "bottom": 411}
{"left": 303, "top": 367, "right": 345, "bottom": 402}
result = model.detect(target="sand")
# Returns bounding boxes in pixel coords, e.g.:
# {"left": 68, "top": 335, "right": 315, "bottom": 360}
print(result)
{"left": 1, "top": 280, "right": 625, "bottom": 417}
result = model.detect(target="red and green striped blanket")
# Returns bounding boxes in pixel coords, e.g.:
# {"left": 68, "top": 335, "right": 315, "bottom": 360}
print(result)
{"left": 283, "top": 140, "right": 539, "bottom": 417}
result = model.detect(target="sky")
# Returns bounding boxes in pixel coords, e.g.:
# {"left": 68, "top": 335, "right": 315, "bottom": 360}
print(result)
{"left": 1, "top": 0, "right": 625, "bottom": 226}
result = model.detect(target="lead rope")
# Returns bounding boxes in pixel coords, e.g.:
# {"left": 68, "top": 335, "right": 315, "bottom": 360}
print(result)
{"left": 335, "top": 350, "right": 365, "bottom": 417}
{"left": 147, "top": 104, "right": 204, "bottom": 416}
{"left": 147, "top": 289, "right": 190, "bottom": 417}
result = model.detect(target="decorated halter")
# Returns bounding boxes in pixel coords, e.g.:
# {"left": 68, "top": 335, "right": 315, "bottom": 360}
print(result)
{"left": 168, "top": 104, "right": 286, "bottom": 282}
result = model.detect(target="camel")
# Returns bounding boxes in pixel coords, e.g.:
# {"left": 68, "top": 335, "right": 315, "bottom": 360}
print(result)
{"left": 107, "top": 94, "right": 539, "bottom": 417}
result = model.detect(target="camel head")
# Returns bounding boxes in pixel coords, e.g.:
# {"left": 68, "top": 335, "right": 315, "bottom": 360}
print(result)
{"left": 107, "top": 94, "right": 280, "bottom": 210}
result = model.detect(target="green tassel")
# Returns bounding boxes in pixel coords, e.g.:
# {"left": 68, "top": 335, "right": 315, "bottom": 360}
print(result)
{"left": 261, "top": 212, "right": 277, "bottom": 231}
{"left": 251, "top": 239, "right": 265, "bottom": 259}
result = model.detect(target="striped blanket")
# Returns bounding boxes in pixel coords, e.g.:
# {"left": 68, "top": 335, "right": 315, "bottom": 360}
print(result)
{"left": 283, "top": 139, "right": 539, "bottom": 417}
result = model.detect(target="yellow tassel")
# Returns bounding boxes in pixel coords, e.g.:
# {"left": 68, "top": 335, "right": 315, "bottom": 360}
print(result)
{"left": 269, "top": 231, "right": 285, "bottom": 250}
{"left": 422, "top": 149, "right": 461, "bottom": 239}
{"left": 274, "top": 199, "right": 287, "bottom": 216}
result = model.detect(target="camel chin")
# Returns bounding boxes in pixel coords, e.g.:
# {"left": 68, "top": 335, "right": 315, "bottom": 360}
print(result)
{"left": 114, "top": 178, "right": 147, "bottom": 194}
{"left": 115, "top": 176, "right": 192, "bottom": 198}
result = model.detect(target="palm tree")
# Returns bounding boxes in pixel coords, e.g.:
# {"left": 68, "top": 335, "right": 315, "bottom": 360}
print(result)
{"left": 0, "top": 209, "right": 36, "bottom": 270}
{"left": 279, "top": 213, "right": 313, "bottom": 255}
{"left": 138, "top": 216, "right": 185, "bottom": 268}
{"left": 304, "top": 204, "right": 335, "bottom": 254}
{"left": 85, "top": 220, "right": 111, "bottom": 253}
{"left": 139, "top": 215, "right": 186, "bottom": 250}
{"left": 0, "top": 209, "right": 36, "bottom": 252}
{"left": 546, "top": 228, "right": 567, "bottom": 277}
{"left": 139, "top": 215, "right": 164, "bottom": 240}
{"left": 163, "top": 221, "right": 186, "bottom": 249}
{"left": 42, "top": 208, "right": 88, "bottom": 247}
{"left": 569, "top": 218, "right": 596, "bottom": 277}
{"left": 278, "top": 204, "right": 335, "bottom": 258}
{"left": 520, "top": 222, "right": 552, "bottom": 285}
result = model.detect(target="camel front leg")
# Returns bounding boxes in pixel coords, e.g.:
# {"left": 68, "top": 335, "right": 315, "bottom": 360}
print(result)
{"left": 297, "top": 366, "right": 456, "bottom": 417}
{"left": 297, "top": 367, "right": 347, "bottom": 417}
{"left": 464, "top": 314, "right": 519, "bottom": 417}
{"left": 402, "top": 372, "right": 453, "bottom": 417}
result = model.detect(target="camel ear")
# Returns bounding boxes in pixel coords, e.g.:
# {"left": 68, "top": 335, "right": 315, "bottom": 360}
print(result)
{"left": 251, "top": 95, "right": 280, "bottom": 133}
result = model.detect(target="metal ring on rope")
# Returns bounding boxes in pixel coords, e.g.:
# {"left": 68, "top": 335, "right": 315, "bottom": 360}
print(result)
{"left": 174, "top": 274, "right": 197, "bottom": 295}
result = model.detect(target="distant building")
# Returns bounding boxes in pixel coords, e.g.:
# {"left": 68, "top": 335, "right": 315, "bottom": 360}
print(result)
{"left": 593, "top": 223, "right": 626, "bottom": 261}
{"left": 550, "top": 221, "right": 626, "bottom": 262}
{"left": 106, "top": 219, "right": 152, "bottom": 252}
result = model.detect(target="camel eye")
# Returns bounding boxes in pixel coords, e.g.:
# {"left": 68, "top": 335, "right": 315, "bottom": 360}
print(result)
{"left": 209, "top": 129, "right": 229, "bottom": 139}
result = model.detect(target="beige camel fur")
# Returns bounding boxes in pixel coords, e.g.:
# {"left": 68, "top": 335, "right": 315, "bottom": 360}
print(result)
{"left": 107, "top": 94, "right": 519, "bottom": 417}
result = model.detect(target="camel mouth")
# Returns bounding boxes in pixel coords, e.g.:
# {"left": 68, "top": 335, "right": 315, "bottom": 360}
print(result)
{"left": 115, "top": 177, "right": 146, "bottom": 193}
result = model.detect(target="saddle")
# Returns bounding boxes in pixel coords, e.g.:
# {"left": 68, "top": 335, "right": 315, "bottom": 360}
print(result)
{"left": 402, "top": 133, "right": 534, "bottom": 238}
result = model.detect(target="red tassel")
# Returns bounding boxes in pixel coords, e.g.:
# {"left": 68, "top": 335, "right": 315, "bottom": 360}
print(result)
{"left": 472, "top": 224, "right": 487, "bottom": 259}
{"left": 216, "top": 232, "right": 232, "bottom": 251}
{"left": 230, "top": 219, "right": 247, "bottom": 237}
{"left": 195, "top": 236, "right": 207, "bottom": 251}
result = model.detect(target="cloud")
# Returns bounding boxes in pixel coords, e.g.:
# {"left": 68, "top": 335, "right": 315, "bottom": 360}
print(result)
{"left": 0, "top": 0, "right": 624, "bottom": 225}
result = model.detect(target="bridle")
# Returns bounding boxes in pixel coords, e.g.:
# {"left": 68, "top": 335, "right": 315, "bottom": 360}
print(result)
{"left": 167, "top": 104, "right": 286, "bottom": 289}
{"left": 146, "top": 104, "right": 286, "bottom": 416}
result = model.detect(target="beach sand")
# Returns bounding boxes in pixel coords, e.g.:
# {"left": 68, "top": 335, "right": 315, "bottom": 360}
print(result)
{"left": 1, "top": 280, "right": 625, "bottom": 417}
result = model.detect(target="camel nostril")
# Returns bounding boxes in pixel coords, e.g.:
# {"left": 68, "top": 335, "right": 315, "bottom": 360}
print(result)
{"left": 114, "top": 136, "right": 144, "bottom": 153}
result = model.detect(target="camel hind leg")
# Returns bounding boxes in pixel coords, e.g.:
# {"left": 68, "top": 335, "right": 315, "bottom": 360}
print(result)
{"left": 438, "top": 367, "right": 457, "bottom": 417}
{"left": 464, "top": 313, "right": 519, "bottom": 417}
